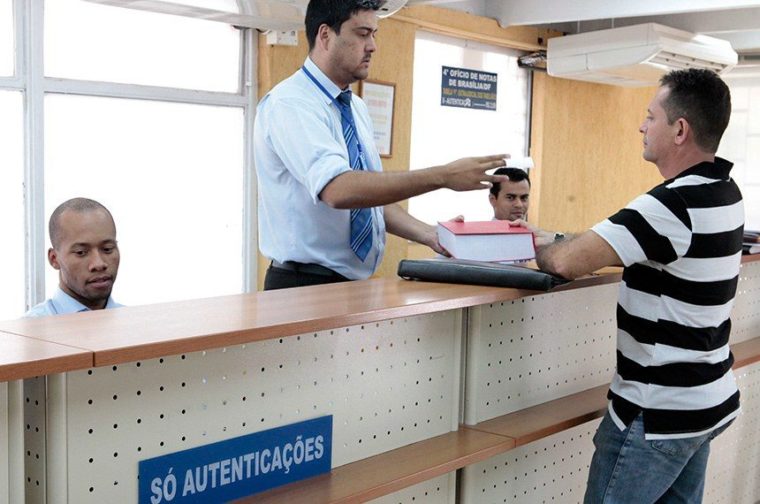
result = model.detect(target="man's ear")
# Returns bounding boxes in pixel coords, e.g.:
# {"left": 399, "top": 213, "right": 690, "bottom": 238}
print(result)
{"left": 48, "top": 248, "right": 61, "bottom": 270}
{"left": 316, "top": 23, "right": 333, "bottom": 51}
{"left": 488, "top": 193, "right": 497, "bottom": 208}
{"left": 674, "top": 118, "right": 690, "bottom": 146}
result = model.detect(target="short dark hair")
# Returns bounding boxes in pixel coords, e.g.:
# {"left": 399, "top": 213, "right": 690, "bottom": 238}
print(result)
{"left": 659, "top": 69, "right": 731, "bottom": 153}
{"left": 49, "top": 197, "right": 114, "bottom": 249}
{"left": 305, "top": 0, "right": 380, "bottom": 51}
{"left": 490, "top": 167, "right": 531, "bottom": 197}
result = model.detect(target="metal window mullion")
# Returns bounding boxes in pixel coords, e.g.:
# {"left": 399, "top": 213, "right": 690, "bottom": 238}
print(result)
{"left": 23, "top": 0, "right": 46, "bottom": 310}
{"left": 8, "top": 0, "right": 31, "bottom": 496}
{"left": 42, "top": 77, "right": 248, "bottom": 107}
{"left": 12, "top": 0, "right": 24, "bottom": 83}
{"left": 0, "top": 76, "right": 24, "bottom": 89}
{"left": 242, "top": 26, "right": 258, "bottom": 293}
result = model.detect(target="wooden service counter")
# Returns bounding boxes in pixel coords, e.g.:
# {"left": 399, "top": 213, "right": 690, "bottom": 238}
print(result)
{"left": 0, "top": 255, "right": 758, "bottom": 504}
{"left": 0, "top": 333, "right": 92, "bottom": 504}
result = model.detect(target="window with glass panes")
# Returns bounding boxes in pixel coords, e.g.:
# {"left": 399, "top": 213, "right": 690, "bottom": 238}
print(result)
{"left": 0, "top": 0, "right": 255, "bottom": 319}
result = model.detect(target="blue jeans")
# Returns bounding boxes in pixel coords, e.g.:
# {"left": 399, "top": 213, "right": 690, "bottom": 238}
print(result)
{"left": 584, "top": 411, "right": 732, "bottom": 503}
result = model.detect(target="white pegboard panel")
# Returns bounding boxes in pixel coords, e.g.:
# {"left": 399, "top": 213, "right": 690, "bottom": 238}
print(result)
{"left": 24, "top": 376, "right": 46, "bottom": 504}
{"left": 369, "top": 473, "right": 454, "bottom": 504}
{"left": 52, "top": 311, "right": 461, "bottom": 503}
{"left": 1, "top": 381, "right": 8, "bottom": 504}
{"left": 457, "top": 364, "right": 760, "bottom": 504}
{"left": 460, "top": 419, "right": 599, "bottom": 504}
{"left": 730, "top": 259, "right": 760, "bottom": 343}
{"left": 2, "top": 380, "right": 24, "bottom": 504}
{"left": 465, "top": 284, "right": 618, "bottom": 423}
{"left": 704, "top": 362, "right": 760, "bottom": 504}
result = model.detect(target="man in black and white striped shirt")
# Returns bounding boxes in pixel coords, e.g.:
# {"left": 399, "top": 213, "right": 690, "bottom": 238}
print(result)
{"left": 530, "top": 69, "right": 743, "bottom": 503}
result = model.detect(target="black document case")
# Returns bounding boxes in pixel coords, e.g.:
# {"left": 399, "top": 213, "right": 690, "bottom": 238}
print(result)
{"left": 397, "top": 258, "right": 567, "bottom": 291}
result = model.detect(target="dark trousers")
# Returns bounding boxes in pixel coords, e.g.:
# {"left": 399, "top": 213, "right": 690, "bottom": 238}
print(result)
{"left": 263, "top": 261, "right": 350, "bottom": 290}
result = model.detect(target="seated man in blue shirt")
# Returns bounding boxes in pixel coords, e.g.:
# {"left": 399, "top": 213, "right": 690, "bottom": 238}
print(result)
{"left": 26, "top": 197, "right": 122, "bottom": 317}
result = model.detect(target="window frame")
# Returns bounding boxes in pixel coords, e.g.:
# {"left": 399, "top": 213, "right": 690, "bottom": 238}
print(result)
{"left": 1, "top": 0, "right": 258, "bottom": 314}
{"left": 407, "top": 30, "right": 532, "bottom": 225}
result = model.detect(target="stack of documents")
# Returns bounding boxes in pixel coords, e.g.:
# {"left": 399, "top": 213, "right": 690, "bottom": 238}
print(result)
{"left": 437, "top": 221, "right": 535, "bottom": 262}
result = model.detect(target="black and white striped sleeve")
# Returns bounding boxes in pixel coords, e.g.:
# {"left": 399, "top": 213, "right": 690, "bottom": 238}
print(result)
{"left": 592, "top": 186, "right": 691, "bottom": 267}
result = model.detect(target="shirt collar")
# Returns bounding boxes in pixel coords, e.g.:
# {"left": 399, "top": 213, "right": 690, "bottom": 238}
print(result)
{"left": 50, "top": 286, "right": 118, "bottom": 314}
{"left": 668, "top": 156, "right": 734, "bottom": 183}
{"left": 303, "top": 57, "right": 343, "bottom": 103}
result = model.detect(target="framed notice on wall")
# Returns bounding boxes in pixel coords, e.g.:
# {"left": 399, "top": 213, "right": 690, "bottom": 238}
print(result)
{"left": 360, "top": 79, "right": 395, "bottom": 157}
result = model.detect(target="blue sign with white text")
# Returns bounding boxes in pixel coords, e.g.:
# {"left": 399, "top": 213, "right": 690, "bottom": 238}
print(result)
{"left": 138, "top": 415, "right": 332, "bottom": 503}
{"left": 440, "top": 65, "right": 498, "bottom": 111}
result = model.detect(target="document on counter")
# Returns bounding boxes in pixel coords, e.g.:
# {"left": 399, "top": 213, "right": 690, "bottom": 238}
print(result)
{"left": 437, "top": 220, "right": 535, "bottom": 262}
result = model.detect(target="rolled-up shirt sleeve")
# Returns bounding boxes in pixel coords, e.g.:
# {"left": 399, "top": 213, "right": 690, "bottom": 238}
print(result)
{"left": 263, "top": 95, "right": 351, "bottom": 204}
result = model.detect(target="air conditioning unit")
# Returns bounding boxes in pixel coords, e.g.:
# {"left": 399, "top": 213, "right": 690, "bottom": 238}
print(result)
{"left": 547, "top": 23, "right": 738, "bottom": 87}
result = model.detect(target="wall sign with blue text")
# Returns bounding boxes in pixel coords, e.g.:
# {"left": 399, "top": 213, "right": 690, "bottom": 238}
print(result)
{"left": 139, "top": 415, "right": 332, "bottom": 503}
{"left": 440, "top": 66, "right": 498, "bottom": 111}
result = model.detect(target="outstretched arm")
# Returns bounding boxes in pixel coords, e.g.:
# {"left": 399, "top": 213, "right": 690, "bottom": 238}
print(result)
{"left": 383, "top": 204, "right": 448, "bottom": 254}
{"left": 319, "top": 155, "right": 508, "bottom": 209}
{"left": 536, "top": 230, "right": 622, "bottom": 280}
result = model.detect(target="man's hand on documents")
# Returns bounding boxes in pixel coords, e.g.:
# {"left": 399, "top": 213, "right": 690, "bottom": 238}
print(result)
{"left": 509, "top": 219, "right": 556, "bottom": 248}
{"left": 428, "top": 215, "right": 465, "bottom": 256}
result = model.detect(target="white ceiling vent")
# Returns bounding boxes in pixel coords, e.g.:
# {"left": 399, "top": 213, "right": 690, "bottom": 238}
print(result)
{"left": 547, "top": 23, "right": 738, "bottom": 87}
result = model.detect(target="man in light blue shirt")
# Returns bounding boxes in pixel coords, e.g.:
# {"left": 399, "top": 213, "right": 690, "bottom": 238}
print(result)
{"left": 254, "top": 0, "right": 509, "bottom": 290}
{"left": 26, "top": 198, "right": 122, "bottom": 317}
{"left": 23, "top": 198, "right": 122, "bottom": 503}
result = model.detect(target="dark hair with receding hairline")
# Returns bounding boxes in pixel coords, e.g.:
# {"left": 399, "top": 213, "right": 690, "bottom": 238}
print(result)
{"left": 658, "top": 68, "right": 731, "bottom": 153}
{"left": 49, "top": 197, "right": 114, "bottom": 249}
{"left": 305, "top": 0, "right": 380, "bottom": 51}
{"left": 490, "top": 167, "right": 531, "bottom": 197}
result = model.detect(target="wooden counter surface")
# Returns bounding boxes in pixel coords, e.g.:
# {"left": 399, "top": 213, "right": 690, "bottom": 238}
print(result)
{"left": 0, "top": 330, "right": 92, "bottom": 381}
{"left": 0, "top": 279, "right": 535, "bottom": 367}
{"left": 742, "top": 253, "right": 760, "bottom": 264}
{"left": 0, "top": 255, "right": 755, "bottom": 371}
{"left": 0, "top": 274, "right": 624, "bottom": 368}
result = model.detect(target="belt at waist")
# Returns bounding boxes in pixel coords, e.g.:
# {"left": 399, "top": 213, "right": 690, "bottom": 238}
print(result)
{"left": 271, "top": 260, "right": 344, "bottom": 277}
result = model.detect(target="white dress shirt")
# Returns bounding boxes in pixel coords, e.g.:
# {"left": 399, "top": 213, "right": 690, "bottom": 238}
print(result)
{"left": 254, "top": 57, "right": 386, "bottom": 280}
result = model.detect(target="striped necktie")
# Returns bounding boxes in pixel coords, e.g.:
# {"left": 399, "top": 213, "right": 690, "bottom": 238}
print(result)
{"left": 336, "top": 90, "right": 373, "bottom": 261}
